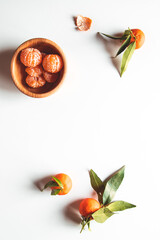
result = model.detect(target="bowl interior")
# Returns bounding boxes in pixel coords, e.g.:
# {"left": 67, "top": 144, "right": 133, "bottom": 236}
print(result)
{"left": 11, "top": 38, "right": 66, "bottom": 97}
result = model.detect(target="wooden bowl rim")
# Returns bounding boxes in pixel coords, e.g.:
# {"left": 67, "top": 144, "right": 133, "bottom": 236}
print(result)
{"left": 10, "top": 38, "right": 67, "bottom": 98}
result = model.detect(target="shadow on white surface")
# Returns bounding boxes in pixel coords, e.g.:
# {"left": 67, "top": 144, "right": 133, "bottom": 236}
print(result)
{"left": 33, "top": 175, "right": 54, "bottom": 192}
{"left": 0, "top": 48, "right": 18, "bottom": 93}
{"left": 96, "top": 32, "right": 122, "bottom": 76}
{"left": 63, "top": 199, "right": 83, "bottom": 224}
{"left": 72, "top": 16, "right": 78, "bottom": 31}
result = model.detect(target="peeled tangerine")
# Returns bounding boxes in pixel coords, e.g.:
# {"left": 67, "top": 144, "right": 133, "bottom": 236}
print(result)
{"left": 43, "top": 70, "right": 59, "bottom": 83}
{"left": 76, "top": 15, "right": 92, "bottom": 31}
{"left": 42, "top": 54, "right": 63, "bottom": 73}
{"left": 20, "top": 48, "right": 42, "bottom": 67}
{"left": 25, "top": 65, "right": 43, "bottom": 77}
{"left": 26, "top": 75, "right": 46, "bottom": 88}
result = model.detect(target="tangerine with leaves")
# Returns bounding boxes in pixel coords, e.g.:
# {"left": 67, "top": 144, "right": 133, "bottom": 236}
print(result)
{"left": 79, "top": 198, "right": 101, "bottom": 217}
{"left": 42, "top": 173, "right": 72, "bottom": 195}
{"left": 79, "top": 167, "right": 136, "bottom": 233}
{"left": 100, "top": 28, "right": 145, "bottom": 76}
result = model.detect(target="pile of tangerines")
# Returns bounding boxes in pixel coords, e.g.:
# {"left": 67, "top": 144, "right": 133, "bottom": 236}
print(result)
{"left": 20, "top": 48, "right": 63, "bottom": 88}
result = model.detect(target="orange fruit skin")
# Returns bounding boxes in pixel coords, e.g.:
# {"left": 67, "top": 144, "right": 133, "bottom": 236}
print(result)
{"left": 76, "top": 15, "right": 92, "bottom": 31}
{"left": 51, "top": 173, "right": 72, "bottom": 195}
{"left": 25, "top": 65, "right": 43, "bottom": 77}
{"left": 25, "top": 75, "right": 46, "bottom": 88}
{"left": 20, "top": 48, "right": 42, "bottom": 67}
{"left": 130, "top": 29, "right": 145, "bottom": 49}
{"left": 42, "top": 54, "right": 63, "bottom": 73}
{"left": 79, "top": 198, "right": 101, "bottom": 217}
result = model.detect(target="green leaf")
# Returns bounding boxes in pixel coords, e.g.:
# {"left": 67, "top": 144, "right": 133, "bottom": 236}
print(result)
{"left": 51, "top": 189, "right": 61, "bottom": 195}
{"left": 115, "top": 35, "right": 131, "bottom": 57}
{"left": 92, "top": 206, "right": 114, "bottom": 223}
{"left": 107, "top": 201, "right": 136, "bottom": 212}
{"left": 120, "top": 41, "right": 136, "bottom": 77}
{"left": 52, "top": 176, "right": 63, "bottom": 189}
{"left": 42, "top": 181, "right": 59, "bottom": 191}
{"left": 103, "top": 166, "right": 125, "bottom": 205}
{"left": 89, "top": 169, "right": 105, "bottom": 203}
{"left": 100, "top": 32, "right": 123, "bottom": 40}
{"left": 121, "top": 30, "right": 131, "bottom": 40}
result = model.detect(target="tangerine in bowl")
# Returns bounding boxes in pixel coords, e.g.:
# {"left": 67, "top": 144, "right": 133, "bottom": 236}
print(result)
{"left": 10, "top": 38, "right": 67, "bottom": 98}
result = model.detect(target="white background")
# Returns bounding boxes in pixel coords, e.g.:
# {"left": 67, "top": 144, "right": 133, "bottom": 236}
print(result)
{"left": 0, "top": 0, "right": 160, "bottom": 239}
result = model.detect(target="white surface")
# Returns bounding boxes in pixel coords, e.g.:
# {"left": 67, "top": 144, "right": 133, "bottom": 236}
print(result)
{"left": 0, "top": 0, "right": 160, "bottom": 239}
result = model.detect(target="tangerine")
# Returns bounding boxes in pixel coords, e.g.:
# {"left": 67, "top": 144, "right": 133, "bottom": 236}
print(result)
{"left": 42, "top": 54, "right": 63, "bottom": 73}
{"left": 52, "top": 173, "right": 72, "bottom": 195}
{"left": 43, "top": 70, "right": 59, "bottom": 83}
{"left": 79, "top": 198, "right": 101, "bottom": 217}
{"left": 25, "top": 75, "right": 46, "bottom": 88}
{"left": 25, "top": 65, "right": 43, "bottom": 77}
{"left": 130, "top": 29, "right": 145, "bottom": 49}
{"left": 20, "top": 48, "right": 42, "bottom": 67}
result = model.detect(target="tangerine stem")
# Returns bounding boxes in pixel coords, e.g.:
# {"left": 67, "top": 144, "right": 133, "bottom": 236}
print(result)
{"left": 128, "top": 28, "right": 136, "bottom": 41}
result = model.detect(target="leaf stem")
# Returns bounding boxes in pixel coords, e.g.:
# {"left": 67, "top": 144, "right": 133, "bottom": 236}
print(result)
{"left": 99, "top": 32, "right": 122, "bottom": 40}
{"left": 80, "top": 217, "right": 92, "bottom": 233}
{"left": 128, "top": 28, "right": 136, "bottom": 41}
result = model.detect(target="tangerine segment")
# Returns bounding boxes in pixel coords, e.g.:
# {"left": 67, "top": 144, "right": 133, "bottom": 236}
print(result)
{"left": 43, "top": 70, "right": 59, "bottom": 83}
{"left": 42, "top": 54, "right": 63, "bottom": 73}
{"left": 79, "top": 198, "right": 101, "bottom": 217}
{"left": 20, "top": 48, "right": 42, "bottom": 67}
{"left": 76, "top": 15, "right": 92, "bottom": 31}
{"left": 51, "top": 173, "right": 72, "bottom": 195}
{"left": 130, "top": 29, "right": 145, "bottom": 49}
{"left": 26, "top": 75, "right": 46, "bottom": 88}
{"left": 25, "top": 65, "right": 43, "bottom": 77}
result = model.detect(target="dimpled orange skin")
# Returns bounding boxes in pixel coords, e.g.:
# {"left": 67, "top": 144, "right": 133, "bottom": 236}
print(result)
{"left": 42, "top": 54, "right": 63, "bottom": 73}
{"left": 25, "top": 75, "right": 46, "bottom": 88}
{"left": 25, "top": 65, "right": 43, "bottom": 77}
{"left": 79, "top": 198, "right": 101, "bottom": 217}
{"left": 43, "top": 70, "right": 59, "bottom": 83}
{"left": 51, "top": 173, "right": 72, "bottom": 195}
{"left": 130, "top": 29, "right": 145, "bottom": 49}
{"left": 76, "top": 15, "right": 92, "bottom": 31}
{"left": 20, "top": 48, "right": 42, "bottom": 67}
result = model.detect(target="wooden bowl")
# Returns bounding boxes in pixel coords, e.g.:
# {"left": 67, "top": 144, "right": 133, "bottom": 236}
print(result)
{"left": 10, "top": 38, "right": 67, "bottom": 98}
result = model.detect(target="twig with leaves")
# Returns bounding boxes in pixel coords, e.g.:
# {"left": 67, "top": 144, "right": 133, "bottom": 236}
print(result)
{"left": 80, "top": 166, "right": 136, "bottom": 232}
{"left": 99, "top": 28, "right": 145, "bottom": 76}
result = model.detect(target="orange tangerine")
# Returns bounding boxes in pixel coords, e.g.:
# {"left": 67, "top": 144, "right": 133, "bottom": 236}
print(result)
{"left": 42, "top": 54, "right": 63, "bottom": 73}
{"left": 130, "top": 29, "right": 145, "bottom": 49}
{"left": 25, "top": 65, "right": 43, "bottom": 77}
{"left": 43, "top": 70, "right": 59, "bottom": 83}
{"left": 79, "top": 198, "right": 101, "bottom": 217}
{"left": 25, "top": 75, "right": 46, "bottom": 88}
{"left": 51, "top": 173, "right": 72, "bottom": 195}
{"left": 20, "top": 48, "right": 42, "bottom": 67}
